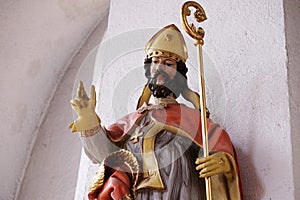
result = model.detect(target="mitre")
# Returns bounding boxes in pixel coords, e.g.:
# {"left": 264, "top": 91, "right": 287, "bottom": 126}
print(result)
{"left": 145, "top": 24, "right": 188, "bottom": 63}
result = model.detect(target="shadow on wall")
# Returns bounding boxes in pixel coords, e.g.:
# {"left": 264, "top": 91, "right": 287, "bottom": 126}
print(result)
{"left": 237, "top": 146, "right": 264, "bottom": 200}
{"left": 284, "top": 0, "right": 300, "bottom": 200}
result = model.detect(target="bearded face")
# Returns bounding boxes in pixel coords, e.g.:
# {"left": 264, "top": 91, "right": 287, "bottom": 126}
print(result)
{"left": 146, "top": 57, "right": 187, "bottom": 98}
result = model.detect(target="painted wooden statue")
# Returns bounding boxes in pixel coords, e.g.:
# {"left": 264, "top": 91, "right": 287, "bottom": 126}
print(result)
{"left": 70, "top": 3, "right": 243, "bottom": 199}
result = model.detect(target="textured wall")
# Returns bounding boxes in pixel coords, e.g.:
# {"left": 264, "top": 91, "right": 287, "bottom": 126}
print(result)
{"left": 16, "top": 15, "right": 109, "bottom": 200}
{"left": 76, "top": 0, "right": 295, "bottom": 199}
{"left": 284, "top": 0, "right": 300, "bottom": 199}
{"left": 0, "top": 1, "right": 109, "bottom": 199}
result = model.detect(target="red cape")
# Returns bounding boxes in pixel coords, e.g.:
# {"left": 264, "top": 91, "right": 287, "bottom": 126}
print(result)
{"left": 105, "top": 103, "right": 243, "bottom": 198}
{"left": 106, "top": 103, "right": 233, "bottom": 156}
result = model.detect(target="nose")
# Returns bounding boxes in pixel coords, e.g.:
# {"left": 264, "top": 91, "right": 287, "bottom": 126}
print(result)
{"left": 155, "top": 63, "right": 164, "bottom": 72}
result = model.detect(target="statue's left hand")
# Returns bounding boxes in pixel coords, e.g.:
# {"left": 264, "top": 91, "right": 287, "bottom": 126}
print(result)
{"left": 195, "top": 152, "right": 232, "bottom": 179}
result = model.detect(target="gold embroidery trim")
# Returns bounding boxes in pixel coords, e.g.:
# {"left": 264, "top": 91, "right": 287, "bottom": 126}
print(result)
{"left": 80, "top": 125, "right": 102, "bottom": 137}
{"left": 88, "top": 149, "right": 140, "bottom": 199}
{"left": 137, "top": 123, "right": 165, "bottom": 190}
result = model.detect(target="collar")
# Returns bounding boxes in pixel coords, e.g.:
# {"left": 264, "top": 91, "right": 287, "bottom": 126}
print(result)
{"left": 137, "top": 95, "right": 178, "bottom": 113}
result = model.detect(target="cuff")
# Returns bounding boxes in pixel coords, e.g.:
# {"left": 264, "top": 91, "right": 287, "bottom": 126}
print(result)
{"left": 80, "top": 125, "right": 102, "bottom": 137}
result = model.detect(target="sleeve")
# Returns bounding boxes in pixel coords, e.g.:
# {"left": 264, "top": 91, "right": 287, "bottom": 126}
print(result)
{"left": 88, "top": 149, "right": 139, "bottom": 200}
{"left": 209, "top": 129, "right": 243, "bottom": 199}
{"left": 79, "top": 125, "right": 115, "bottom": 164}
{"left": 210, "top": 151, "right": 243, "bottom": 200}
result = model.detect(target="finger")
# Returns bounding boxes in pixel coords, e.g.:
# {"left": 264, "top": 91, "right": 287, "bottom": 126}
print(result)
{"left": 70, "top": 99, "right": 82, "bottom": 113}
{"left": 195, "top": 159, "right": 217, "bottom": 170}
{"left": 200, "top": 164, "right": 219, "bottom": 175}
{"left": 77, "top": 81, "right": 83, "bottom": 98}
{"left": 81, "top": 84, "right": 89, "bottom": 100}
{"left": 195, "top": 156, "right": 213, "bottom": 164}
{"left": 77, "top": 81, "right": 88, "bottom": 99}
{"left": 89, "top": 85, "right": 96, "bottom": 106}
{"left": 70, "top": 99, "right": 82, "bottom": 108}
{"left": 76, "top": 97, "right": 88, "bottom": 108}
{"left": 199, "top": 168, "right": 223, "bottom": 178}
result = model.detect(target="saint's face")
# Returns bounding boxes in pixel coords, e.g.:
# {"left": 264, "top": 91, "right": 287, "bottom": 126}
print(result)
{"left": 150, "top": 56, "right": 177, "bottom": 86}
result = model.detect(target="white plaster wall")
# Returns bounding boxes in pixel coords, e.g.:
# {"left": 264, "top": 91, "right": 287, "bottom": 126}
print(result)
{"left": 284, "top": 0, "right": 300, "bottom": 199}
{"left": 0, "top": 1, "right": 109, "bottom": 199}
{"left": 77, "top": 0, "right": 296, "bottom": 199}
{"left": 17, "top": 15, "right": 109, "bottom": 200}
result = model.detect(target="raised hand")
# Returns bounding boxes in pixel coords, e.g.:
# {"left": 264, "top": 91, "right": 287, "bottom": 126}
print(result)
{"left": 69, "top": 81, "right": 100, "bottom": 132}
{"left": 195, "top": 152, "right": 233, "bottom": 180}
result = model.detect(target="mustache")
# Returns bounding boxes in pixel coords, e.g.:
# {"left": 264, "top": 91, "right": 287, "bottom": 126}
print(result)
{"left": 150, "top": 71, "right": 171, "bottom": 81}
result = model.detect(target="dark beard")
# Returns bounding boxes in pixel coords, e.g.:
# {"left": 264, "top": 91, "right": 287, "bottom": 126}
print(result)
{"left": 148, "top": 82, "right": 173, "bottom": 98}
{"left": 148, "top": 71, "right": 182, "bottom": 98}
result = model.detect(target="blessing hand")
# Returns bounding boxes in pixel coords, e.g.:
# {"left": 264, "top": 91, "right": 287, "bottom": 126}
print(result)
{"left": 69, "top": 81, "right": 100, "bottom": 132}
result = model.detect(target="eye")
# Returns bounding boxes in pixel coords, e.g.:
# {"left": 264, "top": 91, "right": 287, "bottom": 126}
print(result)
{"left": 152, "top": 60, "right": 159, "bottom": 64}
{"left": 166, "top": 62, "right": 173, "bottom": 67}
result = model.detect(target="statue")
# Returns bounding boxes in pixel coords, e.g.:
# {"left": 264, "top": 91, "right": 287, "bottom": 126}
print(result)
{"left": 70, "top": 23, "right": 243, "bottom": 199}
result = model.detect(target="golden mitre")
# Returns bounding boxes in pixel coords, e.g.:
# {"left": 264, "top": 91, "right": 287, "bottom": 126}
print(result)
{"left": 145, "top": 24, "right": 188, "bottom": 63}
